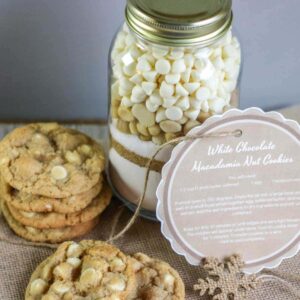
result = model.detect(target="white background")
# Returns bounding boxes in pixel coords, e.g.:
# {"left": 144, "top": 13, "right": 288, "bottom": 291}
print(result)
{"left": 0, "top": 0, "right": 299, "bottom": 120}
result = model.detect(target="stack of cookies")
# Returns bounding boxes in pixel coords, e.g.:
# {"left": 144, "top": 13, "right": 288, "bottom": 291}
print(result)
{"left": 25, "top": 240, "right": 185, "bottom": 299}
{"left": 0, "top": 123, "right": 111, "bottom": 243}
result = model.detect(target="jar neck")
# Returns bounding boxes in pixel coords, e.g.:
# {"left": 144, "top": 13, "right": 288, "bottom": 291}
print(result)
{"left": 126, "top": 22, "right": 233, "bottom": 50}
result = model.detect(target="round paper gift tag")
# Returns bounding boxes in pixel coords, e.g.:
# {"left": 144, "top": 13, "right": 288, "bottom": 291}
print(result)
{"left": 157, "top": 108, "right": 300, "bottom": 274}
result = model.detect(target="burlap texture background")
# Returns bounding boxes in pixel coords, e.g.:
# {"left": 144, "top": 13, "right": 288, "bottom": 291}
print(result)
{"left": 0, "top": 106, "right": 299, "bottom": 299}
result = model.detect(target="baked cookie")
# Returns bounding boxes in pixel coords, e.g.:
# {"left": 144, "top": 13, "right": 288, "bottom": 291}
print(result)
{"left": 130, "top": 253, "right": 185, "bottom": 300}
{"left": 6, "top": 183, "right": 112, "bottom": 229}
{"left": 25, "top": 240, "right": 136, "bottom": 300}
{"left": 0, "top": 123, "right": 105, "bottom": 198}
{"left": 1, "top": 200, "right": 98, "bottom": 243}
{"left": 1, "top": 176, "right": 103, "bottom": 213}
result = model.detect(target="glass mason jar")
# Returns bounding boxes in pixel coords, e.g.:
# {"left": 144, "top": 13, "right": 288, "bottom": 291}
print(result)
{"left": 108, "top": 0, "right": 242, "bottom": 219}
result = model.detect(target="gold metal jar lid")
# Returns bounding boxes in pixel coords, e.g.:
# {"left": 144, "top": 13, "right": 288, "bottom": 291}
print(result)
{"left": 126, "top": 0, "right": 233, "bottom": 47}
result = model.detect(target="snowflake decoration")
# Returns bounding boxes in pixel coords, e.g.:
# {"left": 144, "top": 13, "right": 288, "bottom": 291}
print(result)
{"left": 194, "top": 255, "right": 260, "bottom": 300}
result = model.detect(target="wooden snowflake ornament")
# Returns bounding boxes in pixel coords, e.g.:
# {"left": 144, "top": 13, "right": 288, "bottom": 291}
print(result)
{"left": 194, "top": 255, "right": 260, "bottom": 300}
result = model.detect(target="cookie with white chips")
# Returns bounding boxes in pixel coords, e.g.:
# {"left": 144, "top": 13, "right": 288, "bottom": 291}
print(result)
{"left": 25, "top": 241, "right": 136, "bottom": 300}
{"left": 0, "top": 123, "right": 105, "bottom": 198}
{"left": 130, "top": 253, "right": 185, "bottom": 300}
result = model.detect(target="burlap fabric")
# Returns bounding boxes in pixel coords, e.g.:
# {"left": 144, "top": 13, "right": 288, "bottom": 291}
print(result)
{"left": 0, "top": 107, "right": 300, "bottom": 299}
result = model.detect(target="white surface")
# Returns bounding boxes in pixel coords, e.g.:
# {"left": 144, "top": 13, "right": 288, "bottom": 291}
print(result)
{"left": 0, "top": 0, "right": 299, "bottom": 120}
{"left": 109, "top": 148, "right": 161, "bottom": 211}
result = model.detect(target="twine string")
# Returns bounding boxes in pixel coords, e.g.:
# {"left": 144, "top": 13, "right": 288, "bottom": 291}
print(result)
{"left": 108, "top": 129, "right": 242, "bottom": 242}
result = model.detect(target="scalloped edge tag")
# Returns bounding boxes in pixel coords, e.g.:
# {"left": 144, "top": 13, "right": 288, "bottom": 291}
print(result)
{"left": 156, "top": 108, "right": 300, "bottom": 274}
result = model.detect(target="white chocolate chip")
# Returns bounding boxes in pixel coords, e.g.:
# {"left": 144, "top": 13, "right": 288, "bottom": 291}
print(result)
{"left": 176, "top": 96, "right": 190, "bottom": 111}
{"left": 123, "top": 62, "right": 137, "bottom": 77}
{"left": 111, "top": 257, "right": 126, "bottom": 272}
{"left": 194, "top": 47, "right": 211, "bottom": 59}
{"left": 80, "top": 144, "right": 92, "bottom": 155}
{"left": 51, "top": 166, "right": 68, "bottom": 181}
{"left": 119, "top": 77, "right": 134, "bottom": 91}
{"left": 125, "top": 34, "right": 135, "bottom": 47}
{"left": 172, "top": 59, "right": 186, "bottom": 73}
{"left": 208, "top": 97, "right": 226, "bottom": 113}
{"left": 201, "top": 100, "right": 210, "bottom": 112}
{"left": 65, "top": 151, "right": 82, "bottom": 165}
{"left": 196, "top": 87, "right": 211, "bottom": 101}
{"left": 30, "top": 279, "right": 48, "bottom": 296}
{"left": 166, "top": 107, "right": 183, "bottom": 121}
{"left": 184, "top": 108, "right": 200, "bottom": 120}
{"left": 169, "top": 48, "right": 184, "bottom": 60}
{"left": 184, "top": 54, "right": 195, "bottom": 68}
{"left": 176, "top": 84, "right": 189, "bottom": 96}
{"left": 190, "top": 98, "right": 202, "bottom": 110}
{"left": 41, "top": 264, "right": 52, "bottom": 281}
{"left": 165, "top": 73, "right": 180, "bottom": 84}
{"left": 152, "top": 47, "right": 169, "bottom": 59}
{"left": 51, "top": 282, "right": 71, "bottom": 296}
{"left": 107, "top": 276, "right": 126, "bottom": 292}
{"left": 155, "top": 59, "right": 171, "bottom": 75}
{"left": 212, "top": 56, "right": 225, "bottom": 69}
{"left": 223, "top": 44, "right": 237, "bottom": 58}
{"left": 67, "top": 257, "right": 82, "bottom": 268}
{"left": 195, "top": 59, "right": 215, "bottom": 80}
{"left": 159, "top": 81, "right": 174, "bottom": 98}
{"left": 67, "top": 243, "right": 83, "bottom": 258}
{"left": 131, "top": 86, "right": 147, "bottom": 103}
{"left": 130, "top": 74, "right": 143, "bottom": 85}
{"left": 149, "top": 91, "right": 163, "bottom": 106}
{"left": 121, "top": 96, "right": 133, "bottom": 107}
{"left": 121, "top": 51, "right": 135, "bottom": 66}
{"left": 163, "top": 273, "right": 175, "bottom": 287}
{"left": 137, "top": 58, "right": 152, "bottom": 72}
{"left": 142, "top": 82, "right": 157, "bottom": 96}
{"left": 190, "top": 70, "right": 202, "bottom": 82}
{"left": 130, "top": 45, "right": 141, "bottom": 59}
{"left": 20, "top": 211, "right": 36, "bottom": 218}
{"left": 162, "top": 97, "right": 178, "bottom": 108}
{"left": 183, "top": 82, "right": 200, "bottom": 95}
{"left": 80, "top": 268, "right": 100, "bottom": 288}
{"left": 181, "top": 68, "right": 192, "bottom": 83}
{"left": 53, "top": 264, "right": 72, "bottom": 283}
{"left": 142, "top": 53, "right": 155, "bottom": 65}
{"left": 143, "top": 71, "right": 158, "bottom": 82}
{"left": 146, "top": 99, "right": 159, "bottom": 113}
{"left": 156, "top": 107, "right": 167, "bottom": 123}
{"left": 204, "top": 76, "right": 219, "bottom": 91}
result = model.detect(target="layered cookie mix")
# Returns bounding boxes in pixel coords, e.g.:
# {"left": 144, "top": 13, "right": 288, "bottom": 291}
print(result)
{"left": 0, "top": 123, "right": 111, "bottom": 243}
{"left": 108, "top": 24, "right": 241, "bottom": 212}
{"left": 25, "top": 241, "right": 185, "bottom": 300}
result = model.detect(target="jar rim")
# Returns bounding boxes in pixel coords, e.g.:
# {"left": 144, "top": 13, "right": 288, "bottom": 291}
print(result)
{"left": 125, "top": 0, "right": 233, "bottom": 47}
